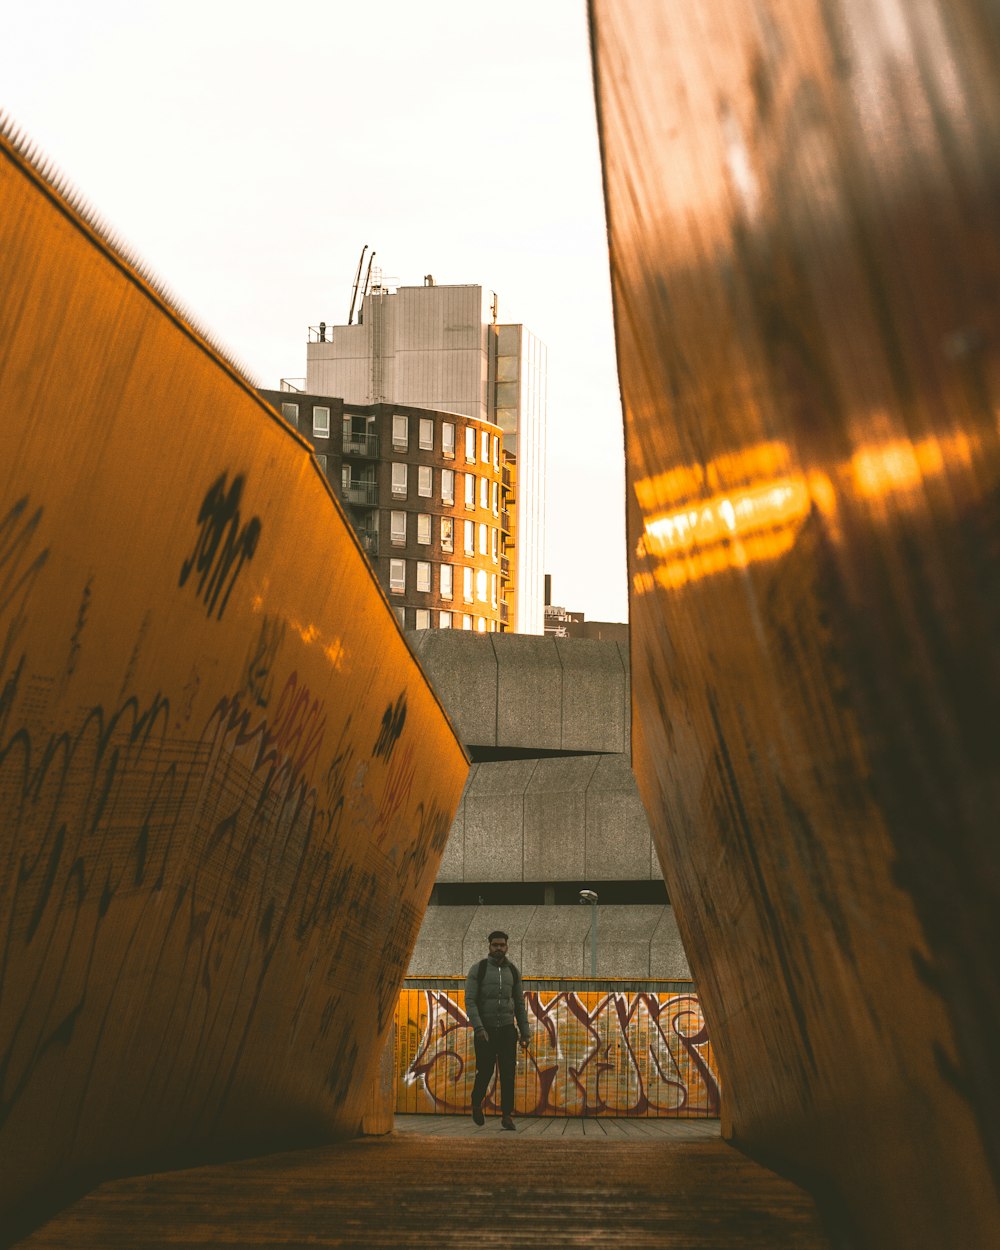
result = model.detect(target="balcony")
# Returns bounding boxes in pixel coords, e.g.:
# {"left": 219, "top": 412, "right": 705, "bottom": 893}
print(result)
{"left": 344, "top": 431, "right": 380, "bottom": 458}
{"left": 500, "top": 602, "right": 509, "bottom": 624}
{"left": 355, "top": 529, "right": 378, "bottom": 554}
{"left": 501, "top": 555, "right": 510, "bottom": 578}
{"left": 344, "top": 481, "right": 379, "bottom": 508}
{"left": 501, "top": 509, "right": 511, "bottom": 533}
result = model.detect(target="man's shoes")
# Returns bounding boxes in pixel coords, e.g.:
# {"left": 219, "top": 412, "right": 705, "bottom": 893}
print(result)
{"left": 501, "top": 1115, "right": 516, "bottom": 1131}
{"left": 472, "top": 1102, "right": 485, "bottom": 1126}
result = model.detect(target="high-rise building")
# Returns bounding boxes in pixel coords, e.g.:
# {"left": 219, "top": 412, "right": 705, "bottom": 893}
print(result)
{"left": 305, "top": 276, "right": 547, "bottom": 634}
{"left": 259, "top": 389, "right": 513, "bottom": 633}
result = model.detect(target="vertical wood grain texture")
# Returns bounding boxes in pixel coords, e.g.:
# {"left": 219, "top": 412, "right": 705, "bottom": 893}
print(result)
{"left": 590, "top": 2, "right": 1000, "bottom": 1245}
{"left": 0, "top": 128, "right": 467, "bottom": 1235}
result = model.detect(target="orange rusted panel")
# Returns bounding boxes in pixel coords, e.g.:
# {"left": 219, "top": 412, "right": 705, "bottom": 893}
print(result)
{"left": 591, "top": 1, "right": 1000, "bottom": 1245}
{"left": 394, "top": 986, "right": 720, "bottom": 1117}
{"left": 0, "top": 123, "right": 467, "bottom": 1233}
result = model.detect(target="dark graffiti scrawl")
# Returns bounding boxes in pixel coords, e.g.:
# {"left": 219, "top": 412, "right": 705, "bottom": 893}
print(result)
{"left": 244, "top": 614, "right": 287, "bottom": 709}
{"left": 373, "top": 694, "right": 406, "bottom": 762}
{"left": 179, "top": 474, "right": 261, "bottom": 620}
{"left": 399, "top": 989, "right": 721, "bottom": 1117}
{"left": 0, "top": 498, "right": 49, "bottom": 676}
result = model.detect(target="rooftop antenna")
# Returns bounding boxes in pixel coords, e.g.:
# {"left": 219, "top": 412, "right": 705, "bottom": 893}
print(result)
{"left": 347, "top": 244, "right": 368, "bottom": 325}
{"left": 361, "top": 250, "right": 376, "bottom": 300}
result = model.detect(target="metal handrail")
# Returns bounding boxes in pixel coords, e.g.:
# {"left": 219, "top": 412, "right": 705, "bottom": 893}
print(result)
{"left": 344, "top": 481, "right": 378, "bottom": 507}
{"left": 356, "top": 529, "right": 378, "bottom": 552}
{"left": 344, "top": 431, "right": 380, "bottom": 457}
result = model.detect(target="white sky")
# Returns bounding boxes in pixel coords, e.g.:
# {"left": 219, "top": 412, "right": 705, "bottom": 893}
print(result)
{"left": 2, "top": 0, "right": 628, "bottom": 622}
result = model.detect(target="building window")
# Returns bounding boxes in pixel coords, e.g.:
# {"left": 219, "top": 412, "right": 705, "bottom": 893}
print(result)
{"left": 390, "top": 511, "right": 406, "bottom": 545}
{"left": 313, "top": 406, "right": 331, "bottom": 437}
{"left": 419, "top": 417, "right": 434, "bottom": 450}
{"left": 417, "top": 514, "right": 431, "bottom": 545}
{"left": 442, "top": 422, "right": 455, "bottom": 458}
{"left": 418, "top": 465, "right": 433, "bottom": 497}
{"left": 480, "top": 476, "right": 489, "bottom": 508}
{"left": 476, "top": 568, "right": 487, "bottom": 602}
{"left": 394, "top": 607, "right": 406, "bottom": 627}
{"left": 481, "top": 429, "right": 490, "bottom": 462}
{"left": 491, "top": 527, "right": 499, "bottom": 561}
{"left": 391, "top": 463, "right": 407, "bottom": 497}
{"left": 441, "top": 469, "right": 455, "bottom": 505}
{"left": 392, "top": 414, "right": 408, "bottom": 450}
{"left": 463, "top": 567, "right": 473, "bottom": 603}
{"left": 465, "top": 474, "right": 476, "bottom": 509}
{"left": 440, "top": 564, "right": 453, "bottom": 600}
{"left": 491, "top": 572, "right": 498, "bottom": 608}
{"left": 415, "top": 608, "right": 431, "bottom": 630}
{"left": 493, "top": 435, "right": 500, "bottom": 469}
{"left": 281, "top": 402, "right": 299, "bottom": 428}
{"left": 440, "top": 516, "right": 454, "bottom": 552}
{"left": 492, "top": 480, "right": 499, "bottom": 515}
{"left": 465, "top": 427, "right": 476, "bottom": 462}
{"left": 462, "top": 614, "right": 474, "bottom": 631}
{"left": 416, "top": 561, "right": 431, "bottom": 592}
{"left": 389, "top": 559, "right": 406, "bottom": 594}
{"left": 464, "top": 519, "right": 475, "bottom": 556}
{"left": 479, "top": 523, "right": 487, "bottom": 555}
{"left": 439, "top": 611, "right": 452, "bottom": 629}
{"left": 316, "top": 454, "right": 328, "bottom": 472}
{"left": 477, "top": 617, "right": 487, "bottom": 633}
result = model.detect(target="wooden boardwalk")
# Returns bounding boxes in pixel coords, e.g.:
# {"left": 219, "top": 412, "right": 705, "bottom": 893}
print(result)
{"left": 395, "top": 1112, "right": 723, "bottom": 1139}
{"left": 16, "top": 1117, "right": 833, "bottom": 1249}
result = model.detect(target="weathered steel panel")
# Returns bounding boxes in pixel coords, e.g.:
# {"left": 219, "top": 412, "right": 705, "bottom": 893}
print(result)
{"left": 590, "top": 1, "right": 1000, "bottom": 1245}
{"left": 395, "top": 986, "right": 720, "bottom": 1117}
{"left": 0, "top": 123, "right": 467, "bottom": 1231}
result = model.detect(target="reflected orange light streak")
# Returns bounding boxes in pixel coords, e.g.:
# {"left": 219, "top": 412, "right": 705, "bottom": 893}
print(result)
{"left": 642, "top": 477, "right": 811, "bottom": 558}
{"left": 849, "top": 432, "right": 973, "bottom": 499}
{"left": 634, "top": 429, "right": 977, "bottom": 594}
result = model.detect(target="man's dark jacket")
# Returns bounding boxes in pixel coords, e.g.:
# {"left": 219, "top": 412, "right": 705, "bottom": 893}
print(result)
{"left": 464, "top": 955, "right": 531, "bottom": 1040}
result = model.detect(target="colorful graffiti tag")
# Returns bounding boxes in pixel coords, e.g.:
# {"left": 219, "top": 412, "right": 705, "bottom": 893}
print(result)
{"left": 395, "top": 988, "right": 721, "bottom": 1117}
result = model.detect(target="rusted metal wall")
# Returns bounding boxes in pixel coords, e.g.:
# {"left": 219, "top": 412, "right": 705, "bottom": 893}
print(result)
{"left": 395, "top": 985, "right": 720, "bottom": 1117}
{"left": 590, "top": 2, "right": 1000, "bottom": 1245}
{"left": 0, "top": 122, "right": 467, "bottom": 1235}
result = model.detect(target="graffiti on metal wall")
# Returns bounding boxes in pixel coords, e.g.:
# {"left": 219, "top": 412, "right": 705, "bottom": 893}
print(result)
{"left": 395, "top": 989, "right": 721, "bottom": 1117}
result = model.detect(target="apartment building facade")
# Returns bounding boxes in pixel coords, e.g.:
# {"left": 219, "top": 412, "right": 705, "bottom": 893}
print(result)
{"left": 259, "top": 388, "right": 513, "bottom": 632}
{"left": 303, "top": 278, "right": 547, "bottom": 633}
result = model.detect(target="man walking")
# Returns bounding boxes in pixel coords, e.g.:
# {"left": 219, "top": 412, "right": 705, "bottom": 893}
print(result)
{"left": 465, "top": 930, "right": 531, "bottom": 1131}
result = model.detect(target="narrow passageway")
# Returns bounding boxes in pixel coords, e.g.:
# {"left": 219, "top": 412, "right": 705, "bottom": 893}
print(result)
{"left": 17, "top": 1118, "right": 832, "bottom": 1249}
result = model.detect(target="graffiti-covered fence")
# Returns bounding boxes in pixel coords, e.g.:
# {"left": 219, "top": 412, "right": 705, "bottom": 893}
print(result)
{"left": 395, "top": 985, "right": 721, "bottom": 1117}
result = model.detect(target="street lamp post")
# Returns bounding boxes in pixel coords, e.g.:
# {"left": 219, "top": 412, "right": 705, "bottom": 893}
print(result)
{"left": 579, "top": 889, "right": 599, "bottom": 978}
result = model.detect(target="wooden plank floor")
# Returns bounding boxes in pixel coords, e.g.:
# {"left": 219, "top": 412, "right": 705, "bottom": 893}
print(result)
{"left": 394, "top": 1113, "right": 722, "bottom": 1139}
{"left": 16, "top": 1123, "right": 833, "bottom": 1249}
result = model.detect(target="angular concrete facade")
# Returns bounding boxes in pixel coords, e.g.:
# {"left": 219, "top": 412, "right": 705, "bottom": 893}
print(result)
{"left": 406, "top": 633, "right": 691, "bottom": 979}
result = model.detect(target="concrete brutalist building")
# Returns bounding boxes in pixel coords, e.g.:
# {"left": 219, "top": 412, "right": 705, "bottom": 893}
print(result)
{"left": 405, "top": 631, "right": 691, "bottom": 980}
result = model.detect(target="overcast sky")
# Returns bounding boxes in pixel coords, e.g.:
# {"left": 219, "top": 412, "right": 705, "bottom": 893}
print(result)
{"left": 2, "top": 0, "right": 628, "bottom": 622}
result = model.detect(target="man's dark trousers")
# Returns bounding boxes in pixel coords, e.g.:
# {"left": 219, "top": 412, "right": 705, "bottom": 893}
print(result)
{"left": 472, "top": 1023, "right": 517, "bottom": 1114}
